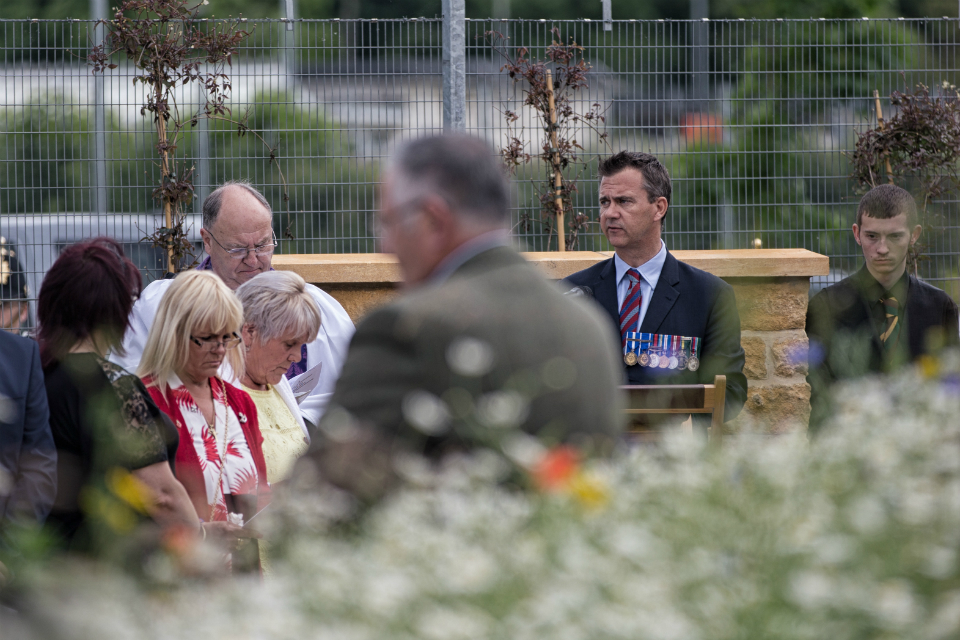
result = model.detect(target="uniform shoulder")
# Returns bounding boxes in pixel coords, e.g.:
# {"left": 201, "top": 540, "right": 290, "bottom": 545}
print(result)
{"left": 0, "top": 328, "right": 32, "bottom": 353}
{"left": 565, "top": 257, "right": 611, "bottom": 285}
{"left": 911, "top": 276, "right": 957, "bottom": 307}
{"left": 810, "top": 273, "right": 861, "bottom": 304}
{"left": 673, "top": 257, "right": 729, "bottom": 287}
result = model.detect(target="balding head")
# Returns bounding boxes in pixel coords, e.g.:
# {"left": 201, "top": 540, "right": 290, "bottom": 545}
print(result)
{"left": 200, "top": 182, "right": 275, "bottom": 290}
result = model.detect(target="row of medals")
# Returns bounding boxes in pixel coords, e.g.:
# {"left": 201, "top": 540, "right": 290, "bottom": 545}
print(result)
{"left": 625, "top": 349, "right": 700, "bottom": 371}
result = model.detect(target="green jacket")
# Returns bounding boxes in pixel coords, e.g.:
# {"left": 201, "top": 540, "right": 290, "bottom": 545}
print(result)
{"left": 314, "top": 245, "right": 625, "bottom": 465}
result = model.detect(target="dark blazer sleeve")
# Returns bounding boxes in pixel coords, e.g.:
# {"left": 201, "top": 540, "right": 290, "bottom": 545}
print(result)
{"left": 942, "top": 296, "right": 959, "bottom": 347}
{"left": 804, "top": 289, "right": 834, "bottom": 433}
{"left": 6, "top": 339, "right": 57, "bottom": 524}
{"left": 700, "top": 280, "right": 748, "bottom": 423}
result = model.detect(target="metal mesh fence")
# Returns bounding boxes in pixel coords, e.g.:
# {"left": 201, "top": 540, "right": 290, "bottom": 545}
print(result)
{"left": 2, "top": 17, "right": 959, "bottom": 332}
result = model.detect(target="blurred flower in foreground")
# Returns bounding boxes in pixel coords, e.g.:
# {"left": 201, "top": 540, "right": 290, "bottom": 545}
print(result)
{"left": 530, "top": 445, "right": 610, "bottom": 510}
{"left": 531, "top": 445, "right": 579, "bottom": 492}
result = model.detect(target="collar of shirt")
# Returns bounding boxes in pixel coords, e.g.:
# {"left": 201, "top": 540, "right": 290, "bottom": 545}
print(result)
{"left": 424, "top": 229, "right": 511, "bottom": 287}
{"left": 614, "top": 240, "right": 667, "bottom": 304}
{"left": 857, "top": 266, "right": 909, "bottom": 306}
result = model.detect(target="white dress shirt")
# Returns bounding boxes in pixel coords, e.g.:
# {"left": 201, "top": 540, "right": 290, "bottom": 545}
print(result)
{"left": 614, "top": 240, "right": 667, "bottom": 331}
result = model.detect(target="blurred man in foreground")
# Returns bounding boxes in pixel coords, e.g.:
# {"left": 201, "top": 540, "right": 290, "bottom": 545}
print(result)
{"left": 806, "top": 184, "right": 959, "bottom": 431}
{"left": 303, "top": 134, "right": 624, "bottom": 501}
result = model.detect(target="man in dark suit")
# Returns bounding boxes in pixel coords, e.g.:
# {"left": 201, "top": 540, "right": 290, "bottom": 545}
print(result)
{"left": 305, "top": 134, "right": 624, "bottom": 501}
{"left": 806, "top": 184, "right": 959, "bottom": 431}
{"left": 0, "top": 330, "right": 56, "bottom": 527}
{"left": 564, "top": 151, "right": 747, "bottom": 429}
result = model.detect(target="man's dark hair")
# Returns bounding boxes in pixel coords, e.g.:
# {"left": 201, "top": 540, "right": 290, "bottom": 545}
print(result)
{"left": 37, "top": 237, "right": 142, "bottom": 367}
{"left": 599, "top": 151, "right": 672, "bottom": 207}
{"left": 392, "top": 134, "right": 510, "bottom": 225}
{"left": 856, "top": 184, "right": 919, "bottom": 228}
{"left": 202, "top": 180, "right": 273, "bottom": 229}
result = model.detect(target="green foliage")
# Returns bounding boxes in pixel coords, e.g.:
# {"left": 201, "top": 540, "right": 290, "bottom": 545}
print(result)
{"left": 203, "top": 91, "right": 376, "bottom": 252}
{"left": 712, "top": 0, "right": 897, "bottom": 19}
{"left": 0, "top": 99, "right": 91, "bottom": 214}
{"left": 667, "top": 21, "right": 923, "bottom": 249}
{"left": 735, "top": 21, "right": 921, "bottom": 106}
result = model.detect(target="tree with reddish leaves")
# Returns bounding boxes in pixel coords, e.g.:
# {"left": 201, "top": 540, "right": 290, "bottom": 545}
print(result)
{"left": 487, "top": 28, "right": 608, "bottom": 252}
{"left": 90, "top": 0, "right": 284, "bottom": 273}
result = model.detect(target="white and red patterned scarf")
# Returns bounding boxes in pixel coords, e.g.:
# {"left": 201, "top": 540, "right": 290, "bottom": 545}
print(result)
{"left": 167, "top": 375, "right": 260, "bottom": 520}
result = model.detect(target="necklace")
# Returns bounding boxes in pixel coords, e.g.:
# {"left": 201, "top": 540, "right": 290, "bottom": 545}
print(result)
{"left": 207, "top": 382, "right": 229, "bottom": 522}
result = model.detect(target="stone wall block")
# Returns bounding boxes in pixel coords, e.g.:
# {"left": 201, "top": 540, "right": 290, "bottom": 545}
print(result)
{"left": 773, "top": 331, "right": 809, "bottom": 377}
{"left": 728, "top": 277, "right": 810, "bottom": 331}
{"left": 741, "top": 336, "right": 768, "bottom": 380}
{"left": 730, "top": 383, "right": 811, "bottom": 434}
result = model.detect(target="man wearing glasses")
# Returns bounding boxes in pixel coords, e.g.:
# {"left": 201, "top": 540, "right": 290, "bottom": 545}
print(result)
{"left": 111, "top": 181, "right": 355, "bottom": 427}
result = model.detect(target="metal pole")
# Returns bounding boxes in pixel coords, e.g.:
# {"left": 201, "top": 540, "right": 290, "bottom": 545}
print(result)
{"left": 690, "top": 0, "right": 709, "bottom": 104}
{"left": 601, "top": 0, "right": 612, "bottom": 32}
{"left": 442, "top": 0, "right": 466, "bottom": 131}
{"left": 91, "top": 0, "right": 108, "bottom": 216}
{"left": 283, "top": 0, "right": 297, "bottom": 78}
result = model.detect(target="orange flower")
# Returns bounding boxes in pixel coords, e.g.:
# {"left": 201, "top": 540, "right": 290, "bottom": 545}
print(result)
{"left": 162, "top": 523, "right": 198, "bottom": 558}
{"left": 532, "top": 445, "right": 580, "bottom": 492}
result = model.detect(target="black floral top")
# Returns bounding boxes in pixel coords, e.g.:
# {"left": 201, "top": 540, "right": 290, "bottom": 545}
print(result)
{"left": 44, "top": 353, "right": 178, "bottom": 547}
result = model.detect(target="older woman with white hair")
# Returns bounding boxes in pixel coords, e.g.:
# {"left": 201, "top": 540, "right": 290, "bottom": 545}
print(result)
{"left": 138, "top": 271, "right": 267, "bottom": 548}
{"left": 235, "top": 271, "right": 321, "bottom": 485}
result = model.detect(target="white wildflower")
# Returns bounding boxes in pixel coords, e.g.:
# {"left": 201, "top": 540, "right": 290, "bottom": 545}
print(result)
{"left": 788, "top": 571, "right": 834, "bottom": 610}
{"left": 476, "top": 390, "right": 529, "bottom": 428}
{"left": 402, "top": 390, "right": 450, "bottom": 435}
{"left": 446, "top": 337, "right": 495, "bottom": 377}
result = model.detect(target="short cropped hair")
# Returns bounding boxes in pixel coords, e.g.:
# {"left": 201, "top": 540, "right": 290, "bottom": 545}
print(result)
{"left": 856, "top": 184, "right": 919, "bottom": 228}
{"left": 599, "top": 151, "right": 672, "bottom": 207}
{"left": 390, "top": 134, "right": 510, "bottom": 226}
{"left": 236, "top": 271, "right": 321, "bottom": 345}
{"left": 202, "top": 180, "right": 273, "bottom": 229}
{"left": 138, "top": 270, "right": 244, "bottom": 392}
{"left": 37, "top": 237, "right": 141, "bottom": 367}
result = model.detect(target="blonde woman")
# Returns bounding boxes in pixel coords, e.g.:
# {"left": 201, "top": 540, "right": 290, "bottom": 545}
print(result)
{"left": 235, "top": 271, "right": 321, "bottom": 485}
{"left": 138, "top": 271, "right": 267, "bottom": 546}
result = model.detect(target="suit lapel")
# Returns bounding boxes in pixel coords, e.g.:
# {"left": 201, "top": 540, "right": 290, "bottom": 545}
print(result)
{"left": 904, "top": 275, "right": 922, "bottom": 358}
{"left": 592, "top": 258, "right": 620, "bottom": 327}
{"left": 639, "top": 251, "right": 680, "bottom": 333}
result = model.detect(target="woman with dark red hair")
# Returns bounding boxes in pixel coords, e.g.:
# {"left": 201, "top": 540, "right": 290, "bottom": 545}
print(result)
{"left": 38, "top": 238, "right": 207, "bottom": 552}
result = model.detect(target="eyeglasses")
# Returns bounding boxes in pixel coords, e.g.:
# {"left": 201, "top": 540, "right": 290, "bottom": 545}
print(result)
{"left": 207, "top": 230, "right": 278, "bottom": 260}
{"left": 190, "top": 332, "right": 241, "bottom": 352}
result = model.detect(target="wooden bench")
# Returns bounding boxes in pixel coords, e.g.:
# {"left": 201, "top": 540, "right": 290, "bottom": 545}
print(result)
{"left": 621, "top": 374, "right": 727, "bottom": 444}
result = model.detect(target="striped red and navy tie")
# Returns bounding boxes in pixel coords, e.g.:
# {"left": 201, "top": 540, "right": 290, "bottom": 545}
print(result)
{"left": 619, "top": 268, "right": 643, "bottom": 347}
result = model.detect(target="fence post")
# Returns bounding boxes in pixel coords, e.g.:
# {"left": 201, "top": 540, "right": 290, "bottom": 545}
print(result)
{"left": 442, "top": 0, "right": 466, "bottom": 131}
{"left": 195, "top": 83, "right": 210, "bottom": 209}
{"left": 91, "top": 0, "right": 108, "bottom": 216}
{"left": 601, "top": 0, "right": 612, "bottom": 32}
